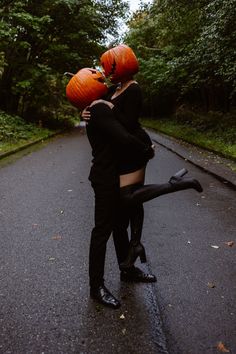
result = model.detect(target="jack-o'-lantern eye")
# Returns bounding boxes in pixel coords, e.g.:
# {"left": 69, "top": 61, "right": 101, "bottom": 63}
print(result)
{"left": 100, "top": 44, "right": 139, "bottom": 83}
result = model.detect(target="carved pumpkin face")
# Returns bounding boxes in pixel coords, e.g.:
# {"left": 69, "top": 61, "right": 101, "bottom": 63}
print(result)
{"left": 100, "top": 44, "right": 139, "bottom": 83}
{"left": 66, "top": 68, "right": 108, "bottom": 110}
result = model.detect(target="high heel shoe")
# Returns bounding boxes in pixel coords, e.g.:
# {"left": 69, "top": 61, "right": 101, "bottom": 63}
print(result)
{"left": 120, "top": 242, "right": 147, "bottom": 270}
{"left": 169, "top": 171, "right": 203, "bottom": 193}
{"left": 171, "top": 168, "right": 188, "bottom": 180}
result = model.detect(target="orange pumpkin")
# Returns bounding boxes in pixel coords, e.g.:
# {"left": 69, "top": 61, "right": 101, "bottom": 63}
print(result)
{"left": 100, "top": 44, "right": 139, "bottom": 83}
{"left": 66, "top": 68, "right": 108, "bottom": 110}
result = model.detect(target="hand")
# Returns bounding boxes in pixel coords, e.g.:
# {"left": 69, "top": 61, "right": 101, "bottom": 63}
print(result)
{"left": 90, "top": 99, "right": 114, "bottom": 109}
{"left": 81, "top": 107, "right": 91, "bottom": 121}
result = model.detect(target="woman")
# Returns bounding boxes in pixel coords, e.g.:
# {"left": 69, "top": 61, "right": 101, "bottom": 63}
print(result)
{"left": 83, "top": 45, "right": 203, "bottom": 271}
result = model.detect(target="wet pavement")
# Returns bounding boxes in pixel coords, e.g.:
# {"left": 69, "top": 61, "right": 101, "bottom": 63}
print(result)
{"left": 0, "top": 128, "right": 235, "bottom": 353}
{"left": 148, "top": 129, "right": 236, "bottom": 189}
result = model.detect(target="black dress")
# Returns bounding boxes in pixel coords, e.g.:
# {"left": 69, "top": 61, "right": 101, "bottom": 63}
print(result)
{"left": 105, "top": 83, "right": 153, "bottom": 175}
{"left": 104, "top": 83, "right": 152, "bottom": 267}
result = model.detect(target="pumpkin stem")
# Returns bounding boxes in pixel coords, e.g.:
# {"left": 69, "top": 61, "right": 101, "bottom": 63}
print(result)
{"left": 63, "top": 72, "right": 74, "bottom": 77}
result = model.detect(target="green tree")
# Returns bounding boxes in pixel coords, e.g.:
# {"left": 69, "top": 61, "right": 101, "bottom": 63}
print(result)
{"left": 0, "top": 0, "right": 128, "bottom": 124}
{"left": 125, "top": 0, "right": 236, "bottom": 115}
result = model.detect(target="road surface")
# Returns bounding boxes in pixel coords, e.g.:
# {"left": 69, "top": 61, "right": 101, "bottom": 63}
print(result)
{"left": 0, "top": 129, "right": 235, "bottom": 353}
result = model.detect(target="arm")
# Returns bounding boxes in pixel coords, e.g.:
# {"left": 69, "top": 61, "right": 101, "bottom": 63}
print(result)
{"left": 81, "top": 100, "right": 114, "bottom": 121}
{"left": 89, "top": 103, "right": 154, "bottom": 158}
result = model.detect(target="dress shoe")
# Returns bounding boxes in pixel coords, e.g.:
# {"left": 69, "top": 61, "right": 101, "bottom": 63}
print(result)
{"left": 90, "top": 285, "right": 121, "bottom": 309}
{"left": 120, "top": 266, "right": 157, "bottom": 283}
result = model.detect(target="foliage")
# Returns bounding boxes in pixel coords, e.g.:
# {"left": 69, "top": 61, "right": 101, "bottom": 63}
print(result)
{"left": 0, "top": 0, "right": 128, "bottom": 125}
{"left": 142, "top": 110, "right": 236, "bottom": 161}
{"left": 125, "top": 0, "right": 236, "bottom": 114}
{"left": 0, "top": 109, "right": 51, "bottom": 143}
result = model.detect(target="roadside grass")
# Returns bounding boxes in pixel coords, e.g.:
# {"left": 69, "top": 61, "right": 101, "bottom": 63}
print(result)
{"left": 0, "top": 110, "right": 57, "bottom": 155}
{"left": 141, "top": 112, "right": 236, "bottom": 162}
{"left": 1, "top": 108, "right": 235, "bottom": 164}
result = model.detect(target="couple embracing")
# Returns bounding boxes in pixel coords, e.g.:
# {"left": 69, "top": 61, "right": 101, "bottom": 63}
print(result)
{"left": 66, "top": 44, "right": 203, "bottom": 309}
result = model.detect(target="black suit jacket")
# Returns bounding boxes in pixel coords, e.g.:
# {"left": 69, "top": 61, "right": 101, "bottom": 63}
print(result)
{"left": 86, "top": 103, "right": 151, "bottom": 186}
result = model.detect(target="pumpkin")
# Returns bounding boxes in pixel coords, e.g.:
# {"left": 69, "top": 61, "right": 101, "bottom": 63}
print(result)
{"left": 100, "top": 44, "right": 139, "bottom": 83}
{"left": 66, "top": 68, "right": 108, "bottom": 110}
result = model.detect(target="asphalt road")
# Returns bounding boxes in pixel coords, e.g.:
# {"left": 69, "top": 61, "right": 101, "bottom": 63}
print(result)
{"left": 0, "top": 129, "right": 235, "bottom": 354}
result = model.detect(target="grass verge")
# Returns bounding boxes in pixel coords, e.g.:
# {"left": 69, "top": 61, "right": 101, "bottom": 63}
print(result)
{"left": 0, "top": 110, "right": 58, "bottom": 155}
{"left": 141, "top": 114, "right": 236, "bottom": 161}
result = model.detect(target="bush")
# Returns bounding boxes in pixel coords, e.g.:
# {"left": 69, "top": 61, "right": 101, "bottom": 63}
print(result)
{"left": 0, "top": 110, "right": 51, "bottom": 143}
{"left": 175, "top": 107, "right": 236, "bottom": 143}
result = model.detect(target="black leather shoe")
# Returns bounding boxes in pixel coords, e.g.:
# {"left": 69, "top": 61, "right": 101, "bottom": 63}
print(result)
{"left": 120, "top": 267, "right": 157, "bottom": 283}
{"left": 90, "top": 285, "right": 121, "bottom": 309}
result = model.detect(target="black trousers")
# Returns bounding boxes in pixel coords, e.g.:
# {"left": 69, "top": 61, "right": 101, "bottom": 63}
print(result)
{"left": 89, "top": 183, "right": 121, "bottom": 289}
{"left": 112, "top": 201, "right": 130, "bottom": 266}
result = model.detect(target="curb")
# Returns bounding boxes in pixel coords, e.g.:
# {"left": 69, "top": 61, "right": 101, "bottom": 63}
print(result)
{"left": 1, "top": 127, "right": 235, "bottom": 191}
{"left": 147, "top": 129, "right": 236, "bottom": 191}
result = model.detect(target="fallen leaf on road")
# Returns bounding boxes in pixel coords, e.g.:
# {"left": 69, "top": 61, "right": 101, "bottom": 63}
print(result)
{"left": 224, "top": 241, "right": 234, "bottom": 247}
{"left": 216, "top": 341, "right": 230, "bottom": 352}
{"left": 211, "top": 245, "right": 220, "bottom": 249}
{"left": 207, "top": 282, "right": 216, "bottom": 288}
{"left": 95, "top": 305, "right": 102, "bottom": 312}
{"left": 52, "top": 235, "right": 62, "bottom": 240}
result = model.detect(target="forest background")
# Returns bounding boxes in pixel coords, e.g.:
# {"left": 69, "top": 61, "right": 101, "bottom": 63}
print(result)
{"left": 0, "top": 0, "right": 235, "bottom": 160}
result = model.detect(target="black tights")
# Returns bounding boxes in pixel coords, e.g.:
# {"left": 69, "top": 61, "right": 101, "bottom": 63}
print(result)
{"left": 112, "top": 200, "right": 144, "bottom": 265}
{"left": 120, "top": 181, "right": 187, "bottom": 207}
{"left": 119, "top": 177, "right": 199, "bottom": 245}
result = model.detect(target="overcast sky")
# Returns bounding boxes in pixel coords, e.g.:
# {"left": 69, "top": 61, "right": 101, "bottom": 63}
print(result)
{"left": 118, "top": 0, "right": 151, "bottom": 35}
{"left": 128, "top": 0, "right": 151, "bottom": 12}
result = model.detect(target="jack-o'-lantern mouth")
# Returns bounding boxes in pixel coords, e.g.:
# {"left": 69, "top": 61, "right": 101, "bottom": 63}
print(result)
{"left": 101, "top": 60, "right": 117, "bottom": 78}
{"left": 95, "top": 77, "right": 105, "bottom": 83}
{"left": 108, "top": 60, "right": 116, "bottom": 77}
